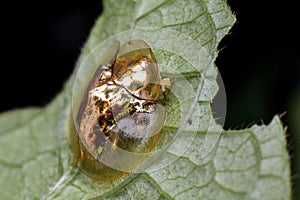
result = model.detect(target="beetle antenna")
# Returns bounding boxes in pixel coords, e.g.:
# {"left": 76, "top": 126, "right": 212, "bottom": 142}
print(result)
{"left": 163, "top": 91, "right": 167, "bottom": 101}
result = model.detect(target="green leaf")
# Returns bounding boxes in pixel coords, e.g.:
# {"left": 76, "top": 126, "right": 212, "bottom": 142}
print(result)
{"left": 108, "top": 116, "right": 291, "bottom": 199}
{"left": 0, "top": 0, "right": 291, "bottom": 199}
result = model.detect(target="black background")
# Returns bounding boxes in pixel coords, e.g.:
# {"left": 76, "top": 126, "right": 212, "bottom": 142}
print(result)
{"left": 1, "top": 1, "right": 299, "bottom": 198}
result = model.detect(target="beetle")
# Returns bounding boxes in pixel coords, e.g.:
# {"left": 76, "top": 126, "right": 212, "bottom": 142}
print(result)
{"left": 69, "top": 40, "right": 170, "bottom": 181}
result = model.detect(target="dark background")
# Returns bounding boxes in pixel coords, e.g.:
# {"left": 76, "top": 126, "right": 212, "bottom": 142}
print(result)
{"left": 1, "top": 1, "right": 299, "bottom": 198}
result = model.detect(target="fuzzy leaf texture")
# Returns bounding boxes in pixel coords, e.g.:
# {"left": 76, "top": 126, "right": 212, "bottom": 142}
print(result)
{"left": 0, "top": 0, "right": 291, "bottom": 199}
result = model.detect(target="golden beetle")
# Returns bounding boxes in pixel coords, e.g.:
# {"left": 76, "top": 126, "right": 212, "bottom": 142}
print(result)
{"left": 69, "top": 40, "right": 170, "bottom": 181}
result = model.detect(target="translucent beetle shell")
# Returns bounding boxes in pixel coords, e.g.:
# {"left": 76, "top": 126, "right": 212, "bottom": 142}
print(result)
{"left": 69, "top": 40, "right": 170, "bottom": 181}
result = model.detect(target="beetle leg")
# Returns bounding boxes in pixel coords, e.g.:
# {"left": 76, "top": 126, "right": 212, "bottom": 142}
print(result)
{"left": 160, "top": 78, "right": 171, "bottom": 100}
